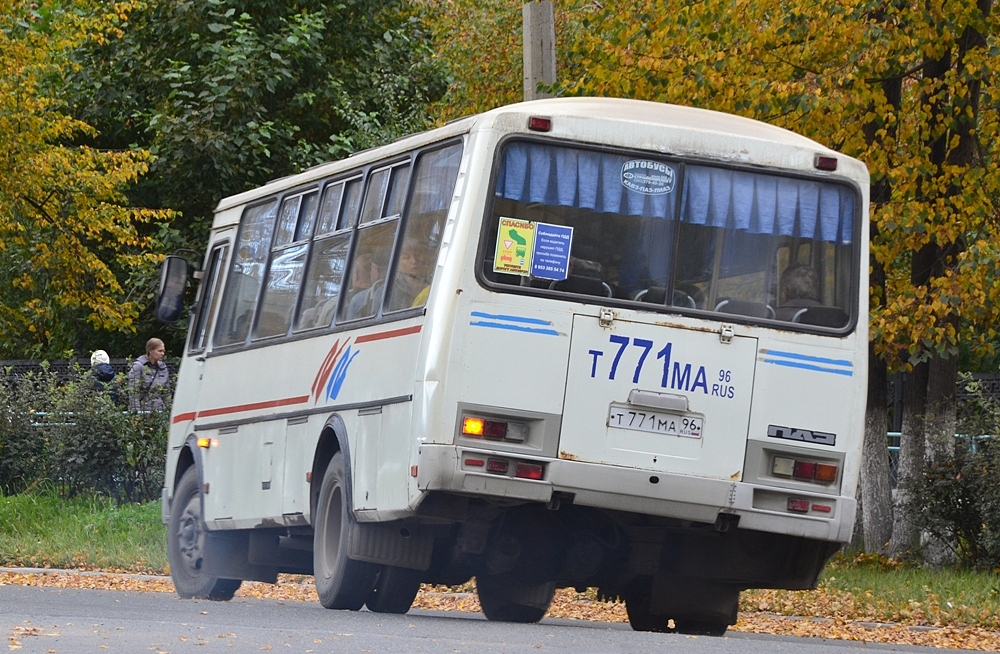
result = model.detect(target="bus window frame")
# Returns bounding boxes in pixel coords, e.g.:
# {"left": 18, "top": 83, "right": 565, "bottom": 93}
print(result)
{"left": 292, "top": 174, "right": 363, "bottom": 334}
{"left": 187, "top": 240, "right": 231, "bottom": 355}
{"left": 252, "top": 186, "right": 321, "bottom": 342}
{"left": 381, "top": 140, "right": 464, "bottom": 318}
{"left": 474, "top": 134, "right": 864, "bottom": 336}
{"left": 212, "top": 198, "right": 280, "bottom": 349}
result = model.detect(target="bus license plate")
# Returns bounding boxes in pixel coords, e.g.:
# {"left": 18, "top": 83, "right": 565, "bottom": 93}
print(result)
{"left": 607, "top": 406, "right": 703, "bottom": 439}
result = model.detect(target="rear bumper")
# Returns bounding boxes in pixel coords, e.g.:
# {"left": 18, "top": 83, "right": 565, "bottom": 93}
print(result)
{"left": 416, "top": 444, "right": 856, "bottom": 543}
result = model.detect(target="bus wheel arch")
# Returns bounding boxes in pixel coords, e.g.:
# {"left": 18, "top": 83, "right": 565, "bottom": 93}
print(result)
{"left": 173, "top": 437, "right": 199, "bottom": 493}
{"left": 310, "top": 416, "right": 351, "bottom": 519}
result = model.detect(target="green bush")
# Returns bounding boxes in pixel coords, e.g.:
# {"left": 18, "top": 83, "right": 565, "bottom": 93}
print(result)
{"left": 0, "top": 362, "right": 168, "bottom": 503}
{"left": 912, "top": 440, "right": 1000, "bottom": 569}
{"left": 0, "top": 365, "right": 58, "bottom": 494}
{"left": 910, "top": 379, "right": 1000, "bottom": 569}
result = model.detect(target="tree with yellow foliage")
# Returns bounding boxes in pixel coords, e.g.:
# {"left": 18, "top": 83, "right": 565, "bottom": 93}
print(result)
{"left": 0, "top": 1, "right": 173, "bottom": 358}
{"left": 430, "top": 0, "right": 1000, "bottom": 562}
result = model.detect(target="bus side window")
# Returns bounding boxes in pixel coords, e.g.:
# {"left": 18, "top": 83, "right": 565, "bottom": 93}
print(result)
{"left": 337, "top": 161, "right": 411, "bottom": 321}
{"left": 296, "top": 179, "right": 359, "bottom": 331}
{"left": 214, "top": 200, "right": 278, "bottom": 347}
{"left": 360, "top": 163, "right": 409, "bottom": 225}
{"left": 189, "top": 243, "right": 229, "bottom": 352}
{"left": 254, "top": 190, "right": 318, "bottom": 339}
{"left": 385, "top": 143, "right": 462, "bottom": 312}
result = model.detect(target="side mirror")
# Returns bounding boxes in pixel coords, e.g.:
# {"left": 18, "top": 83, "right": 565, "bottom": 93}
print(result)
{"left": 155, "top": 255, "right": 189, "bottom": 323}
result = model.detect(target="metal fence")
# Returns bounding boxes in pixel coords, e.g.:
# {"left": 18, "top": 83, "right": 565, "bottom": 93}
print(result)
{"left": 886, "top": 431, "right": 994, "bottom": 489}
{"left": 0, "top": 358, "right": 134, "bottom": 381}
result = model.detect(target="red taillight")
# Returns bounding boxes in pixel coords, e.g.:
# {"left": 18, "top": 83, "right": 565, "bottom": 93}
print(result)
{"left": 464, "top": 458, "right": 485, "bottom": 467}
{"left": 483, "top": 420, "right": 507, "bottom": 439}
{"left": 812, "top": 503, "right": 833, "bottom": 513}
{"left": 788, "top": 498, "right": 810, "bottom": 513}
{"left": 486, "top": 458, "right": 509, "bottom": 474}
{"left": 793, "top": 461, "right": 817, "bottom": 480}
{"left": 814, "top": 155, "right": 838, "bottom": 171}
{"left": 773, "top": 456, "right": 838, "bottom": 485}
{"left": 515, "top": 462, "right": 544, "bottom": 480}
{"left": 528, "top": 116, "right": 552, "bottom": 132}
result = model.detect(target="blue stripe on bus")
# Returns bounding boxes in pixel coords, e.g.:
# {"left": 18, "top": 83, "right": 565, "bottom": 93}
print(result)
{"left": 470, "top": 311, "right": 553, "bottom": 326}
{"left": 760, "top": 348, "right": 853, "bottom": 376}
{"left": 760, "top": 349, "right": 852, "bottom": 368}
{"left": 761, "top": 357, "right": 854, "bottom": 376}
{"left": 469, "top": 320, "right": 559, "bottom": 336}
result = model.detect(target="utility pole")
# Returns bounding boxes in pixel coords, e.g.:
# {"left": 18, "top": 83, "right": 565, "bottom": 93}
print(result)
{"left": 522, "top": 0, "right": 556, "bottom": 101}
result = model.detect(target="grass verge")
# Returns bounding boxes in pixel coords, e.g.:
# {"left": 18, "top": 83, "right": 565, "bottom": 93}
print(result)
{"left": 745, "top": 552, "right": 1000, "bottom": 630}
{"left": 0, "top": 492, "right": 167, "bottom": 572}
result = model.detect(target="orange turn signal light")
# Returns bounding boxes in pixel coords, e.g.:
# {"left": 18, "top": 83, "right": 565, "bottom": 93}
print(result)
{"left": 462, "top": 417, "right": 485, "bottom": 437}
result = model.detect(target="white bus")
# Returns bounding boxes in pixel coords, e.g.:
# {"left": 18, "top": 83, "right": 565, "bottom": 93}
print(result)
{"left": 156, "top": 97, "right": 868, "bottom": 636}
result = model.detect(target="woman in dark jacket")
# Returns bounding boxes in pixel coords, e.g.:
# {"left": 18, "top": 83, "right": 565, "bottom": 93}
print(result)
{"left": 128, "top": 338, "right": 170, "bottom": 411}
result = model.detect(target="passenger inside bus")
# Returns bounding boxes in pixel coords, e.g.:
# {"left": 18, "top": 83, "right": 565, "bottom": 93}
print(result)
{"left": 344, "top": 248, "right": 389, "bottom": 320}
{"left": 386, "top": 210, "right": 446, "bottom": 312}
{"left": 774, "top": 264, "right": 821, "bottom": 321}
{"left": 390, "top": 248, "right": 433, "bottom": 308}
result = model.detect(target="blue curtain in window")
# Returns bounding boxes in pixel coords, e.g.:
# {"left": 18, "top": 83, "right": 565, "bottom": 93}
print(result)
{"left": 681, "top": 166, "right": 853, "bottom": 245}
{"left": 496, "top": 142, "right": 677, "bottom": 220}
{"left": 496, "top": 142, "right": 854, "bottom": 245}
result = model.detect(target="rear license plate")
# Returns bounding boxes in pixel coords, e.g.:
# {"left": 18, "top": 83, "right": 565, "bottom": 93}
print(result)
{"left": 607, "top": 406, "right": 703, "bottom": 438}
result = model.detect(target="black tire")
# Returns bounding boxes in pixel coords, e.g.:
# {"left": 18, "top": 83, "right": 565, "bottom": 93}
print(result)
{"left": 313, "top": 451, "right": 377, "bottom": 609}
{"left": 366, "top": 565, "right": 422, "bottom": 614}
{"left": 673, "top": 619, "right": 729, "bottom": 637}
{"left": 167, "top": 468, "right": 242, "bottom": 601}
{"left": 624, "top": 586, "right": 670, "bottom": 632}
{"left": 476, "top": 574, "right": 555, "bottom": 623}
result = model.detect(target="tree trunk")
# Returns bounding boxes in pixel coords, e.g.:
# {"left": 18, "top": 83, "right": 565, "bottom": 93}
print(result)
{"left": 922, "top": 350, "right": 959, "bottom": 566}
{"left": 888, "top": 361, "right": 928, "bottom": 559}
{"left": 861, "top": 342, "right": 892, "bottom": 554}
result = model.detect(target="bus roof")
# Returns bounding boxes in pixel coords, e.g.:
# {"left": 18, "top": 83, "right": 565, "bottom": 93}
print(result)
{"left": 212, "top": 97, "right": 860, "bottom": 226}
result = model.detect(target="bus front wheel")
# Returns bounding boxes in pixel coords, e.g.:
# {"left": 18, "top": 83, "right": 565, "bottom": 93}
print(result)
{"left": 167, "top": 468, "right": 242, "bottom": 600}
{"left": 313, "top": 451, "right": 377, "bottom": 609}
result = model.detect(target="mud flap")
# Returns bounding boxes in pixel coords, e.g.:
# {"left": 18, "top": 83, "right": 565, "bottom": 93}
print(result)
{"left": 349, "top": 521, "right": 434, "bottom": 571}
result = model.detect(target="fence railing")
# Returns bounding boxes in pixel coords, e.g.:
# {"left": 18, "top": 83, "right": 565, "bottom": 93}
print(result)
{"left": 887, "top": 431, "right": 994, "bottom": 489}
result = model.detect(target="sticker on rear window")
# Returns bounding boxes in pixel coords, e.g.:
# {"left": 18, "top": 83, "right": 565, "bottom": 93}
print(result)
{"left": 622, "top": 160, "right": 675, "bottom": 195}
{"left": 493, "top": 218, "right": 573, "bottom": 280}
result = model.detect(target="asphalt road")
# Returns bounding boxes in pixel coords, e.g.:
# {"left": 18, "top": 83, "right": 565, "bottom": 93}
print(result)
{"left": 1, "top": 584, "right": 943, "bottom": 653}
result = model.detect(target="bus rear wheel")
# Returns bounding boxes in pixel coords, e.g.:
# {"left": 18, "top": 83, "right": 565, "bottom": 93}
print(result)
{"left": 624, "top": 585, "right": 670, "bottom": 632}
{"left": 366, "top": 565, "right": 422, "bottom": 614}
{"left": 476, "top": 573, "right": 555, "bottom": 623}
{"left": 313, "top": 451, "right": 377, "bottom": 610}
{"left": 167, "top": 468, "right": 242, "bottom": 600}
{"left": 673, "top": 618, "right": 729, "bottom": 637}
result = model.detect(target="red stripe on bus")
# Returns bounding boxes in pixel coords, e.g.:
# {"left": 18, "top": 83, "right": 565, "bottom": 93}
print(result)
{"left": 312, "top": 338, "right": 345, "bottom": 400}
{"left": 196, "top": 395, "right": 310, "bottom": 419}
{"left": 355, "top": 325, "right": 422, "bottom": 344}
{"left": 172, "top": 411, "right": 197, "bottom": 424}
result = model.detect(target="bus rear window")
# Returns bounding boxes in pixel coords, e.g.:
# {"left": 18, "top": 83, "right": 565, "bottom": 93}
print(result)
{"left": 482, "top": 140, "right": 856, "bottom": 329}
